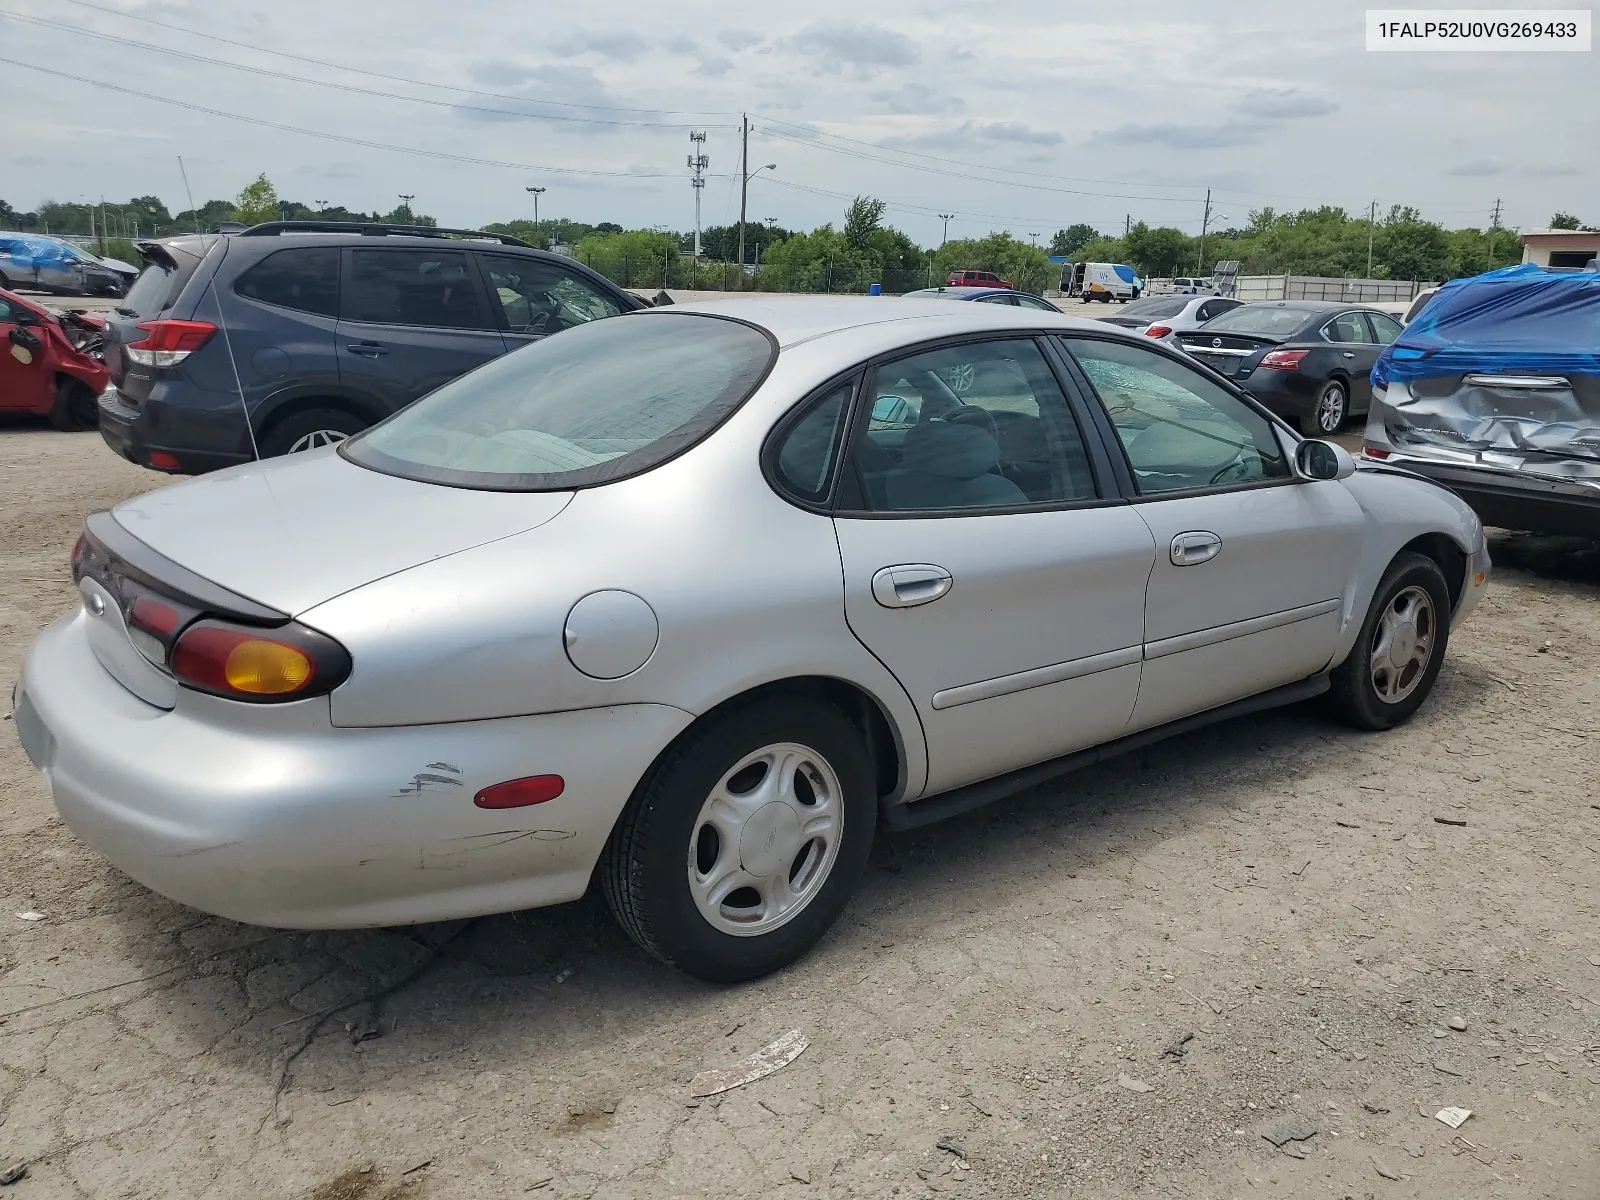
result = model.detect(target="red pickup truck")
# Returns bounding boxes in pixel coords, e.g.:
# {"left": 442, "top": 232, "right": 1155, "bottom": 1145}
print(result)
{"left": 945, "top": 269, "right": 1013, "bottom": 289}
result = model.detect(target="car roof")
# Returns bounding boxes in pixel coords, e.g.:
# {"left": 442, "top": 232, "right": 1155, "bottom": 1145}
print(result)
{"left": 636, "top": 295, "right": 1104, "bottom": 349}
{"left": 910, "top": 286, "right": 1032, "bottom": 300}
{"left": 1232, "top": 300, "right": 1363, "bottom": 313}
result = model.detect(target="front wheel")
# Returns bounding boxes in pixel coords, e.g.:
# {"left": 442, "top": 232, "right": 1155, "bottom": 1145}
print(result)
{"left": 49, "top": 379, "right": 100, "bottom": 431}
{"left": 1323, "top": 552, "right": 1451, "bottom": 730}
{"left": 600, "top": 697, "right": 876, "bottom": 982}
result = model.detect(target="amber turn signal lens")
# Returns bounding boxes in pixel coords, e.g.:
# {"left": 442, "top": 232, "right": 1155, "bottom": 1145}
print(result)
{"left": 225, "top": 640, "right": 314, "bottom": 694}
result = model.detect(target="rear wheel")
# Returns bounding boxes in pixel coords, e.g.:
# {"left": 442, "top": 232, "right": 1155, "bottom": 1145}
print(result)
{"left": 49, "top": 378, "right": 99, "bottom": 432}
{"left": 257, "top": 408, "right": 368, "bottom": 458}
{"left": 1324, "top": 552, "right": 1451, "bottom": 730}
{"left": 600, "top": 697, "right": 876, "bottom": 982}
{"left": 1300, "top": 379, "right": 1348, "bottom": 436}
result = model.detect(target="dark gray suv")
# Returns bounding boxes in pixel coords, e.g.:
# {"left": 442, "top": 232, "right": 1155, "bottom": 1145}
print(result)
{"left": 97, "top": 222, "right": 643, "bottom": 473}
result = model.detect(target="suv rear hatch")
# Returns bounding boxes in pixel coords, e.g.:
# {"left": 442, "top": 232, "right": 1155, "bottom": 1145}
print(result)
{"left": 104, "top": 236, "right": 215, "bottom": 404}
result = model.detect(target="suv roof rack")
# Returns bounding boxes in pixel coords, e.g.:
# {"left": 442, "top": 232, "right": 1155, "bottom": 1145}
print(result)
{"left": 235, "top": 221, "right": 530, "bottom": 247}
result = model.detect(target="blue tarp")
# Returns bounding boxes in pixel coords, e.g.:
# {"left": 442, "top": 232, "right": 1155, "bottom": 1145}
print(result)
{"left": 0, "top": 232, "right": 86, "bottom": 271}
{"left": 1374, "top": 263, "right": 1600, "bottom": 388}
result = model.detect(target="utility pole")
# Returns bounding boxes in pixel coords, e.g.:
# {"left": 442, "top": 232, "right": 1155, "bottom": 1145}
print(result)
{"left": 737, "top": 114, "right": 748, "bottom": 270}
{"left": 938, "top": 213, "right": 954, "bottom": 245}
{"left": 1366, "top": 199, "right": 1377, "bottom": 278}
{"left": 1196, "top": 189, "right": 1214, "bottom": 273}
{"left": 1487, "top": 198, "right": 1504, "bottom": 267}
{"left": 525, "top": 186, "right": 546, "bottom": 232}
{"left": 687, "top": 132, "right": 709, "bottom": 259}
{"left": 1125, "top": 214, "right": 1131, "bottom": 237}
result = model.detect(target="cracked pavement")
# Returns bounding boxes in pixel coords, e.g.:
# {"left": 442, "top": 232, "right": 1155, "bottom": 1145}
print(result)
{"left": 3, "top": 424, "right": 1597, "bottom": 1198}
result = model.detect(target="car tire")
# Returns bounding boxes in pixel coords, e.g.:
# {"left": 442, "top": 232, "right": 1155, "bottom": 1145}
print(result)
{"left": 257, "top": 408, "right": 369, "bottom": 457}
{"left": 49, "top": 379, "right": 100, "bottom": 432}
{"left": 1323, "top": 551, "right": 1452, "bottom": 731}
{"left": 600, "top": 696, "right": 877, "bottom": 983}
{"left": 1300, "top": 379, "right": 1348, "bottom": 436}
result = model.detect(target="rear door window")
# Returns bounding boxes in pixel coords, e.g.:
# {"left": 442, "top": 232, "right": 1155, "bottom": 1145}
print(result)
{"left": 1324, "top": 311, "right": 1372, "bottom": 343}
{"left": 342, "top": 249, "right": 493, "bottom": 330}
{"left": 234, "top": 247, "right": 339, "bottom": 317}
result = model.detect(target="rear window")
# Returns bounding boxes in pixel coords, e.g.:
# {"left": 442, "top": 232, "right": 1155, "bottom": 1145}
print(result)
{"left": 1122, "top": 296, "right": 1187, "bottom": 318}
{"left": 1199, "top": 306, "right": 1314, "bottom": 337}
{"left": 343, "top": 313, "right": 776, "bottom": 491}
{"left": 121, "top": 243, "right": 203, "bottom": 319}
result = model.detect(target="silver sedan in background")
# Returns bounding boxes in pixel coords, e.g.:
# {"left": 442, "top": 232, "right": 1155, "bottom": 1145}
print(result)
{"left": 15, "top": 298, "right": 1488, "bottom": 982}
{"left": 1097, "top": 293, "right": 1244, "bottom": 344}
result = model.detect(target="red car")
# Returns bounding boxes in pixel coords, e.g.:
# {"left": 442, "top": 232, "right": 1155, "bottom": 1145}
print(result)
{"left": 944, "top": 269, "right": 1013, "bottom": 289}
{"left": 1, "top": 287, "right": 107, "bottom": 430}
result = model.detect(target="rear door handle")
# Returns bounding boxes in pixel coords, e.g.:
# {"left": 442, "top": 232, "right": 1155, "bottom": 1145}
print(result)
{"left": 1341, "top": 351, "right": 1356, "bottom": 358}
{"left": 346, "top": 342, "right": 388, "bottom": 357}
{"left": 871, "top": 564, "right": 953, "bottom": 608}
{"left": 1171, "top": 531, "right": 1222, "bottom": 566}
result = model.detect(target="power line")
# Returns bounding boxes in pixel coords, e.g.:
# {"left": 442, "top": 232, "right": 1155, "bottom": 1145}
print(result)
{"left": 0, "top": 56, "right": 700, "bottom": 180}
{"left": 1, "top": 9, "right": 738, "bottom": 130}
{"left": 51, "top": 0, "right": 739, "bottom": 120}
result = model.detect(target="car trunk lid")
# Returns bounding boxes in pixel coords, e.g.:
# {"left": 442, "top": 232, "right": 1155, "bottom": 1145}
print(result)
{"left": 110, "top": 448, "right": 574, "bottom": 615}
{"left": 1176, "top": 331, "right": 1278, "bottom": 376}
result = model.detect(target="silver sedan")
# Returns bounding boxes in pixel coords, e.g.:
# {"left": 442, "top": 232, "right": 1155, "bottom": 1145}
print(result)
{"left": 1097, "top": 293, "right": 1243, "bottom": 345}
{"left": 14, "top": 298, "right": 1489, "bottom": 982}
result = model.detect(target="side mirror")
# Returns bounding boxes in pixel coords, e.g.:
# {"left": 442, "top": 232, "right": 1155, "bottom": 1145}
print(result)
{"left": 1295, "top": 438, "right": 1356, "bottom": 482}
{"left": 9, "top": 326, "right": 42, "bottom": 351}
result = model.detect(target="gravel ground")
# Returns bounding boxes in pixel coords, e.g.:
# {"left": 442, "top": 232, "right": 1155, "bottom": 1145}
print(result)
{"left": 1, "top": 424, "right": 1597, "bottom": 1200}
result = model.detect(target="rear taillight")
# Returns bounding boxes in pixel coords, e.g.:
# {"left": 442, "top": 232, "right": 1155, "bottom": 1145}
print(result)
{"left": 170, "top": 619, "right": 351, "bottom": 702}
{"left": 1259, "top": 349, "right": 1309, "bottom": 371}
{"left": 1144, "top": 324, "right": 1172, "bottom": 338}
{"left": 126, "top": 319, "right": 216, "bottom": 368}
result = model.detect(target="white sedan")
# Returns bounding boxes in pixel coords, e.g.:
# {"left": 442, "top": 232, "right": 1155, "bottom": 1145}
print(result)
{"left": 1096, "top": 293, "right": 1243, "bottom": 344}
{"left": 14, "top": 298, "right": 1489, "bottom": 982}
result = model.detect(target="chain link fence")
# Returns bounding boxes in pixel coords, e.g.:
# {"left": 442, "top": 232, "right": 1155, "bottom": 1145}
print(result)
{"left": 571, "top": 252, "right": 936, "bottom": 296}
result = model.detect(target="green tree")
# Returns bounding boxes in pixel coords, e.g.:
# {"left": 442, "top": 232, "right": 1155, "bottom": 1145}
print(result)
{"left": 1049, "top": 224, "right": 1097, "bottom": 256}
{"left": 1377, "top": 219, "right": 1450, "bottom": 281}
{"left": 1548, "top": 211, "right": 1582, "bottom": 230}
{"left": 1123, "top": 223, "right": 1192, "bottom": 277}
{"left": 934, "top": 232, "right": 1052, "bottom": 293}
{"left": 575, "top": 229, "right": 681, "bottom": 287}
{"left": 231, "top": 174, "right": 279, "bottom": 226}
{"left": 843, "top": 196, "right": 887, "bottom": 252}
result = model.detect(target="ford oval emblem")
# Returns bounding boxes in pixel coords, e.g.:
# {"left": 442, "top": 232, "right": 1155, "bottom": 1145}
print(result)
{"left": 87, "top": 594, "right": 106, "bottom": 616}
{"left": 1211, "top": 337, "right": 1222, "bottom": 347}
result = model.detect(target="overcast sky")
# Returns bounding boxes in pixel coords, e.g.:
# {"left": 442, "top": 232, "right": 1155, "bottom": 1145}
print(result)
{"left": 3, "top": 0, "right": 1596, "bottom": 245}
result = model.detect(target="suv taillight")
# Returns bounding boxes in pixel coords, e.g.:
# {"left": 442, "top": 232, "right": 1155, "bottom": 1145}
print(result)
{"left": 126, "top": 319, "right": 216, "bottom": 368}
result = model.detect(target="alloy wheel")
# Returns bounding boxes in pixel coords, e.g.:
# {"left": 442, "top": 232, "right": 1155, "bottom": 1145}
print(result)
{"left": 687, "top": 742, "right": 844, "bottom": 937}
{"left": 1369, "top": 585, "right": 1436, "bottom": 704}
{"left": 286, "top": 429, "right": 350, "bottom": 453}
{"left": 1317, "top": 383, "right": 1347, "bottom": 434}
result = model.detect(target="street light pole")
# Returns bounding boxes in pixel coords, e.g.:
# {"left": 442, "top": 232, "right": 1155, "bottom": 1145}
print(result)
{"left": 938, "top": 213, "right": 954, "bottom": 245}
{"left": 397, "top": 193, "right": 415, "bottom": 223}
{"left": 525, "top": 186, "right": 546, "bottom": 233}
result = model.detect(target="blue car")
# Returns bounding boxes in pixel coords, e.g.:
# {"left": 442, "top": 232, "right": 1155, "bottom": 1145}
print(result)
{"left": 901, "top": 286, "right": 1061, "bottom": 312}
{"left": 0, "top": 232, "right": 136, "bottom": 297}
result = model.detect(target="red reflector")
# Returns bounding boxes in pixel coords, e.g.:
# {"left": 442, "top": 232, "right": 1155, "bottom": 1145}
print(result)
{"left": 474, "top": 775, "right": 565, "bottom": 809}
{"left": 1363, "top": 447, "right": 1391, "bottom": 459}
{"left": 1144, "top": 324, "right": 1172, "bottom": 338}
{"left": 129, "top": 595, "right": 182, "bottom": 636}
{"left": 147, "top": 451, "right": 181, "bottom": 470}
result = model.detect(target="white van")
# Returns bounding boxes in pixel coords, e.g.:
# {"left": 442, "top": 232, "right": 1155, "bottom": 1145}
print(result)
{"left": 1063, "top": 261, "right": 1143, "bottom": 302}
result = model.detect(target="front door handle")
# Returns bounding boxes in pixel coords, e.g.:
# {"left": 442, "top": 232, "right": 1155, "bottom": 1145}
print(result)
{"left": 346, "top": 342, "right": 388, "bottom": 358}
{"left": 1171, "top": 531, "right": 1222, "bottom": 566}
{"left": 1341, "top": 351, "right": 1356, "bottom": 358}
{"left": 871, "top": 564, "right": 953, "bottom": 608}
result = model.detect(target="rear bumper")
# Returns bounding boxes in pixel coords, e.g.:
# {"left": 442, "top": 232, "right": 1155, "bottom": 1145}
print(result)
{"left": 1238, "top": 369, "right": 1323, "bottom": 418}
{"left": 97, "top": 385, "right": 252, "bottom": 474}
{"left": 17, "top": 610, "right": 693, "bottom": 928}
{"left": 1366, "top": 450, "right": 1600, "bottom": 539}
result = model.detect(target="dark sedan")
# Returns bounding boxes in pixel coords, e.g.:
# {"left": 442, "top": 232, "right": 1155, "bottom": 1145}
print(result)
{"left": 901, "top": 286, "right": 1061, "bottom": 311}
{"left": 1175, "top": 301, "right": 1404, "bottom": 436}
